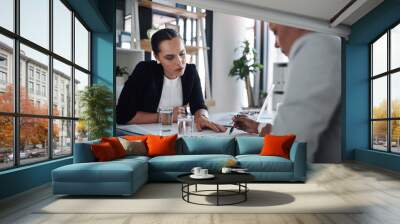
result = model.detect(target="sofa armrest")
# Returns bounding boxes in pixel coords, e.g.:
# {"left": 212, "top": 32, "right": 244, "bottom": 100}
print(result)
{"left": 73, "top": 140, "right": 100, "bottom": 163}
{"left": 289, "top": 142, "right": 307, "bottom": 181}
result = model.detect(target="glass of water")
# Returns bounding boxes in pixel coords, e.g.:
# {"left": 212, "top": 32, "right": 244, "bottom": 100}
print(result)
{"left": 158, "top": 107, "right": 173, "bottom": 132}
{"left": 177, "top": 114, "right": 194, "bottom": 136}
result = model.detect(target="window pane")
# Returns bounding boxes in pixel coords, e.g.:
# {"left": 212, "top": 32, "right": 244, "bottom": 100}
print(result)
{"left": 53, "top": 59, "right": 72, "bottom": 117}
{"left": 0, "top": 116, "right": 14, "bottom": 170}
{"left": 372, "top": 77, "right": 387, "bottom": 119}
{"left": 372, "top": 33, "right": 387, "bottom": 76}
{"left": 391, "top": 24, "right": 400, "bottom": 70}
{"left": 53, "top": 119, "right": 72, "bottom": 158}
{"left": 372, "top": 121, "right": 388, "bottom": 151}
{"left": 0, "top": 0, "right": 14, "bottom": 31}
{"left": 53, "top": 0, "right": 72, "bottom": 60}
{"left": 74, "top": 69, "right": 89, "bottom": 118}
{"left": 75, "top": 18, "right": 89, "bottom": 70}
{"left": 20, "top": 0, "right": 49, "bottom": 49}
{"left": 20, "top": 44, "right": 49, "bottom": 115}
{"left": 391, "top": 120, "right": 400, "bottom": 153}
{"left": 0, "top": 35, "right": 14, "bottom": 113}
{"left": 391, "top": 72, "right": 400, "bottom": 118}
{"left": 75, "top": 120, "right": 88, "bottom": 143}
{"left": 20, "top": 117, "right": 49, "bottom": 165}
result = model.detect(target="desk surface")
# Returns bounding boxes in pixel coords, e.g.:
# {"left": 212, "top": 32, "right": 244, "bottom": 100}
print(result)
{"left": 117, "top": 112, "right": 274, "bottom": 136}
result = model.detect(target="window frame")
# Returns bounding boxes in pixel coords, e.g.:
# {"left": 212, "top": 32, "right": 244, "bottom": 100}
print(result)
{"left": 370, "top": 20, "right": 400, "bottom": 154}
{"left": 0, "top": 0, "right": 92, "bottom": 171}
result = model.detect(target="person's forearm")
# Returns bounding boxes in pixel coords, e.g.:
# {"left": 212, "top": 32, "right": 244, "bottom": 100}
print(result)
{"left": 127, "top": 111, "right": 158, "bottom": 124}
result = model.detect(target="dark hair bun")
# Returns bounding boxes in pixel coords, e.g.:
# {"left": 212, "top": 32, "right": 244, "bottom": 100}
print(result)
{"left": 151, "top": 28, "right": 181, "bottom": 55}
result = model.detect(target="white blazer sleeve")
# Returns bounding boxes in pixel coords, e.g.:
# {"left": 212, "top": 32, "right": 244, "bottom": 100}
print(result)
{"left": 271, "top": 34, "right": 341, "bottom": 162}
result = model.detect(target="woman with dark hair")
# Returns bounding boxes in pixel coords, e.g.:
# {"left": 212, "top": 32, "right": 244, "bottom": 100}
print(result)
{"left": 116, "top": 28, "right": 226, "bottom": 132}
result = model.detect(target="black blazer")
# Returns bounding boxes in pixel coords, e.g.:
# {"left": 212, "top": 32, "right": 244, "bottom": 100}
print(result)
{"left": 116, "top": 61, "right": 207, "bottom": 124}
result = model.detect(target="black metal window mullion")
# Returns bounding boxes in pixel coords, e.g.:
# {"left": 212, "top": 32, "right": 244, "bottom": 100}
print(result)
{"left": 387, "top": 29, "right": 391, "bottom": 152}
{"left": 369, "top": 45, "right": 372, "bottom": 150}
{"left": 49, "top": 0, "right": 54, "bottom": 160}
{"left": 13, "top": 0, "right": 20, "bottom": 167}
{"left": 71, "top": 10, "right": 76, "bottom": 154}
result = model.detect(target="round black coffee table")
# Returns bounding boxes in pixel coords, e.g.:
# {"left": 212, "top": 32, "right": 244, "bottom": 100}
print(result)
{"left": 177, "top": 173, "right": 255, "bottom": 206}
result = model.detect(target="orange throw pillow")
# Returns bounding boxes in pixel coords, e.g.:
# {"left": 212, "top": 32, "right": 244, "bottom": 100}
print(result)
{"left": 91, "top": 142, "right": 118, "bottom": 161}
{"left": 146, "top": 134, "right": 177, "bottom": 157}
{"left": 101, "top": 137, "right": 127, "bottom": 158}
{"left": 123, "top": 135, "right": 148, "bottom": 141}
{"left": 260, "top": 134, "right": 296, "bottom": 159}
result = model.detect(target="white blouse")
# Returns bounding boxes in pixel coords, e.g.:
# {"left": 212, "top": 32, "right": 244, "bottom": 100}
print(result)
{"left": 158, "top": 76, "right": 183, "bottom": 108}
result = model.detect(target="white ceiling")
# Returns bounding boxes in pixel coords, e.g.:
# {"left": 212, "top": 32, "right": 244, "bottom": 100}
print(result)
{"left": 226, "top": 0, "right": 352, "bottom": 23}
{"left": 173, "top": 0, "right": 384, "bottom": 37}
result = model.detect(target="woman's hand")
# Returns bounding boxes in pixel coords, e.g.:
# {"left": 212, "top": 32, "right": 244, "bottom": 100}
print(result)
{"left": 195, "top": 115, "right": 226, "bottom": 132}
{"left": 172, "top": 106, "right": 186, "bottom": 122}
{"left": 232, "top": 115, "right": 259, "bottom": 134}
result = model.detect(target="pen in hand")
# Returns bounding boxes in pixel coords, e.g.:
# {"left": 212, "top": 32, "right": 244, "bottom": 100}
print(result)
{"left": 229, "top": 125, "right": 235, "bottom": 135}
{"left": 229, "top": 114, "right": 239, "bottom": 135}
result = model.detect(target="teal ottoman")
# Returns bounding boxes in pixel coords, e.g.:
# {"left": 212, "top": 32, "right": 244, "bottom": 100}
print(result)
{"left": 52, "top": 156, "right": 148, "bottom": 196}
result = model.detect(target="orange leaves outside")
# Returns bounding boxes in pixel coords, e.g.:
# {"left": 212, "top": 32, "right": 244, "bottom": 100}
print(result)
{"left": 0, "top": 84, "right": 60, "bottom": 150}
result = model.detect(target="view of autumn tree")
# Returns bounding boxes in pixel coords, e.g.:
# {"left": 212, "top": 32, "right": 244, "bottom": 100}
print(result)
{"left": 373, "top": 99, "right": 400, "bottom": 144}
{"left": 0, "top": 84, "right": 60, "bottom": 153}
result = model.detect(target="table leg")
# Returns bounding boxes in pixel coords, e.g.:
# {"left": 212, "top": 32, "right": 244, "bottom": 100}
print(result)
{"left": 217, "top": 184, "right": 219, "bottom": 206}
{"left": 187, "top": 184, "right": 190, "bottom": 202}
{"left": 195, "top": 184, "right": 198, "bottom": 192}
{"left": 245, "top": 183, "right": 247, "bottom": 201}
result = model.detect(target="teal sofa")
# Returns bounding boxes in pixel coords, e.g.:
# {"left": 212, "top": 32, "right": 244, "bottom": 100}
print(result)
{"left": 52, "top": 136, "right": 306, "bottom": 196}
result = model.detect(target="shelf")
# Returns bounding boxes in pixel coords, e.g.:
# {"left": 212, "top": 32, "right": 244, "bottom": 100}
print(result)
{"left": 117, "top": 47, "right": 144, "bottom": 54}
{"left": 140, "top": 39, "right": 205, "bottom": 55}
{"left": 138, "top": 0, "right": 205, "bottom": 19}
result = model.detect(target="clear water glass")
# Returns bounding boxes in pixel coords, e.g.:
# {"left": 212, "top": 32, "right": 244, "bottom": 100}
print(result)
{"left": 158, "top": 107, "right": 173, "bottom": 132}
{"left": 177, "top": 114, "right": 193, "bottom": 136}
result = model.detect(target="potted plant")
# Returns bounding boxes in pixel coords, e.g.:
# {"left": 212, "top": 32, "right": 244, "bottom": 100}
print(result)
{"left": 79, "top": 84, "right": 113, "bottom": 140}
{"left": 229, "top": 40, "right": 263, "bottom": 108}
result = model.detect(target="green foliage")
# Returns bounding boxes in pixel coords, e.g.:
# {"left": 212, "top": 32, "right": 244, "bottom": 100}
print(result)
{"left": 228, "top": 40, "right": 263, "bottom": 79}
{"left": 79, "top": 84, "right": 113, "bottom": 140}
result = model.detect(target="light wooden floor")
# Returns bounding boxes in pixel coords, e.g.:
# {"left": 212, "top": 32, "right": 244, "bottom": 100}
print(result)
{"left": 1, "top": 162, "right": 400, "bottom": 224}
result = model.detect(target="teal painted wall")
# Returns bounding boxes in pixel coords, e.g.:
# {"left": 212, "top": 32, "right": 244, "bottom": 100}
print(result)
{"left": 0, "top": 0, "right": 116, "bottom": 200}
{"left": 92, "top": 0, "right": 116, "bottom": 136}
{"left": 345, "top": 0, "right": 400, "bottom": 170}
{"left": 0, "top": 158, "right": 72, "bottom": 199}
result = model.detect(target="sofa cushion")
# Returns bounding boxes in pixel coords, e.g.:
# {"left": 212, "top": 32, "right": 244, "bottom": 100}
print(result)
{"left": 177, "top": 136, "right": 236, "bottom": 155}
{"left": 260, "top": 134, "right": 296, "bottom": 159}
{"left": 91, "top": 142, "right": 118, "bottom": 162}
{"left": 236, "top": 155, "right": 293, "bottom": 172}
{"left": 118, "top": 137, "right": 147, "bottom": 156}
{"left": 148, "top": 154, "right": 235, "bottom": 172}
{"left": 101, "top": 137, "right": 127, "bottom": 158}
{"left": 236, "top": 136, "right": 263, "bottom": 155}
{"left": 146, "top": 134, "right": 177, "bottom": 156}
{"left": 53, "top": 158, "right": 147, "bottom": 183}
{"left": 115, "top": 155, "right": 150, "bottom": 163}
{"left": 123, "top": 135, "right": 148, "bottom": 141}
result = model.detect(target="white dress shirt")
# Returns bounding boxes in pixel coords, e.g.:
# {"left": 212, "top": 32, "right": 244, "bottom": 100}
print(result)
{"left": 271, "top": 32, "right": 342, "bottom": 163}
{"left": 158, "top": 76, "right": 183, "bottom": 108}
